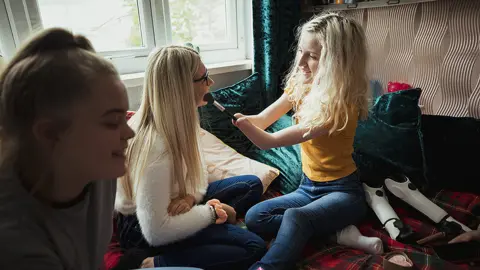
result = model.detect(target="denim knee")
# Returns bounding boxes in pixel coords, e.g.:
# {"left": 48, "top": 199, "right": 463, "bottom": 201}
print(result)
{"left": 283, "top": 208, "right": 311, "bottom": 229}
{"left": 244, "top": 175, "right": 263, "bottom": 194}
{"left": 245, "top": 204, "right": 264, "bottom": 233}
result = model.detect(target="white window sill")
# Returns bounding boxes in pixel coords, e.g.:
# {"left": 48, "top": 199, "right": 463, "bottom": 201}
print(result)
{"left": 121, "top": 59, "right": 252, "bottom": 88}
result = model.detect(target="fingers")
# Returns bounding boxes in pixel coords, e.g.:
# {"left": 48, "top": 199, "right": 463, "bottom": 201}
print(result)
{"left": 167, "top": 201, "right": 175, "bottom": 214}
{"left": 168, "top": 197, "right": 181, "bottom": 213}
{"left": 171, "top": 203, "right": 183, "bottom": 216}
{"left": 168, "top": 200, "right": 191, "bottom": 216}
{"left": 221, "top": 203, "right": 236, "bottom": 215}
{"left": 233, "top": 113, "right": 247, "bottom": 127}
{"left": 223, "top": 204, "right": 237, "bottom": 224}
{"left": 175, "top": 202, "right": 184, "bottom": 213}
{"left": 215, "top": 208, "right": 228, "bottom": 224}
{"left": 207, "top": 199, "right": 221, "bottom": 207}
{"left": 234, "top": 117, "right": 253, "bottom": 128}
{"left": 175, "top": 204, "right": 190, "bottom": 215}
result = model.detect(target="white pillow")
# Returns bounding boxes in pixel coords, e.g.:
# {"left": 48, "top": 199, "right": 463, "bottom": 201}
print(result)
{"left": 200, "top": 128, "right": 280, "bottom": 193}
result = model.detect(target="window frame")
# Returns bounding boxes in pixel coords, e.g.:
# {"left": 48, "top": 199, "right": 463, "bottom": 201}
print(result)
{"left": 0, "top": 0, "right": 249, "bottom": 74}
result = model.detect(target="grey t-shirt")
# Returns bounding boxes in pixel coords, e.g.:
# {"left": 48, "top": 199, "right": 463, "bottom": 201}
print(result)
{"left": 0, "top": 173, "right": 116, "bottom": 270}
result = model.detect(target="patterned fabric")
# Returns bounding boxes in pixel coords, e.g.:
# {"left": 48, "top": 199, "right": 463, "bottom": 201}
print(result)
{"left": 296, "top": 189, "right": 480, "bottom": 270}
{"left": 104, "top": 188, "right": 480, "bottom": 269}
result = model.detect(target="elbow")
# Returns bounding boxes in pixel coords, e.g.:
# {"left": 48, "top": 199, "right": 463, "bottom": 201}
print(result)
{"left": 256, "top": 141, "right": 274, "bottom": 150}
{"left": 142, "top": 224, "right": 171, "bottom": 246}
{"left": 257, "top": 144, "right": 270, "bottom": 150}
{"left": 257, "top": 135, "right": 280, "bottom": 150}
{"left": 137, "top": 214, "right": 173, "bottom": 246}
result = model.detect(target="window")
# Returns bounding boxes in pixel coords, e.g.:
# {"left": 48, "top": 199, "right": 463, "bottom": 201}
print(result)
{"left": 0, "top": 0, "right": 250, "bottom": 74}
{"left": 37, "top": 0, "right": 148, "bottom": 52}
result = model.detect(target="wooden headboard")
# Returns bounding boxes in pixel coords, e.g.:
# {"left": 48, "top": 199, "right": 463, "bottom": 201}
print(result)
{"left": 339, "top": 0, "right": 480, "bottom": 118}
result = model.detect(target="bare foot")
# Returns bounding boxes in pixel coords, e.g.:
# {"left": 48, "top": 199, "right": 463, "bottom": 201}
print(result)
{"left": 141, "top": 257, "right": 154, "bottom": 268}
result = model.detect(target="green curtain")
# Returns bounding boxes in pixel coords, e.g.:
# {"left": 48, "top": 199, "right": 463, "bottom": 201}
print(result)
{"left": 200, "top": 0, "right": 303, "bottom": 138}
{"left": 251, "top": 0, "right": 302, "bottom": 105}
{"left": 199, "top": 1, "right": 303, "bottom": 194}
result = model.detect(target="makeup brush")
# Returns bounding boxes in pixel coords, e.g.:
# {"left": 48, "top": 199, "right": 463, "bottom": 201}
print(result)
{"left": 203, "top": 93, "right": 238, "bottom": 121}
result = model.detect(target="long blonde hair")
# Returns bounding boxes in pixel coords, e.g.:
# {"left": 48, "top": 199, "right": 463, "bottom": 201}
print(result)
{"left": 120, "top": 45, "right": 203, "bottom": 201}
{"left": 285, "top": 12, "right": 370, "bottom": 135}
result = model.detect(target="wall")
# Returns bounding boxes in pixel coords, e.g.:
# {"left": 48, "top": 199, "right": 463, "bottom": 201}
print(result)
{"left": 126, "top": 69, "right": 252, "bottom": 110}
{"left": 345, "top": 0, "right": 480, "bottom": 118}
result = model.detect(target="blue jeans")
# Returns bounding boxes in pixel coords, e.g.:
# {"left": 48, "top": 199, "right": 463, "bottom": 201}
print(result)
{"left": 245, "top": 172, "right": 367, "bottom": 270}
{"left": 117, "top": 175, "right": 265, "bottom": 270}
{"left": 203, "top": 174, "right": 263, "bottom": 216}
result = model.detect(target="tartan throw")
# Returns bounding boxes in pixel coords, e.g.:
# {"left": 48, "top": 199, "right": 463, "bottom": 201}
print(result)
{"left": 248, "top": 189, "right": 480, "bottom": 269}
{"left": 295, "top": 189, "right": 480, "bottom": 270}
{"left": 105, "top": 188, "right": 479, "bottom": 269}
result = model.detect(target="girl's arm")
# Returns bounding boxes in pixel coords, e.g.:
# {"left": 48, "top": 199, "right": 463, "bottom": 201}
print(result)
{"left": 246, "top": 93, "right": 293, "bottom": 130}
{"left": 136, "top": 155, "right": 214, "bottom": 246}
{"left": 234, "top": 117, "right": 328, "bottom": 150}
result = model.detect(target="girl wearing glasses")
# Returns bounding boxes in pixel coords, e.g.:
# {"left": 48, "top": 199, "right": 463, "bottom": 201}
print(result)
{"left": 115, "top": 45, "right": 266, "bottom": 269}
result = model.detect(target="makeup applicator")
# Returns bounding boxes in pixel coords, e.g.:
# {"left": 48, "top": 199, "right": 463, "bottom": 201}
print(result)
{"left": 203, "top": 93, "right": 238, "bottom": 121}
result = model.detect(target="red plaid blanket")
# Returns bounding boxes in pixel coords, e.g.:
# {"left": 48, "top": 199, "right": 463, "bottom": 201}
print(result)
{"left": 296, "top": 190, "right": 480, "bottom": 270}
{"left": 105, "top": 189, "right": 480, "bottom": 270}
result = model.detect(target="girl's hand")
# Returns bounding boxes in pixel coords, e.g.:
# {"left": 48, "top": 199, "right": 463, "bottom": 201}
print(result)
{"left": 206, "top": 199, "right": 221, "bottom": 207}
{"left": 168, "top": 194, "right": 195, "bottom": 216}
{"left": 233, "top": 113, "right": 256, "bottom": 130}
{"left": 214, "top": 206, "right": 228, "bottom": 224}
{"left": 221, "top": 203, "right": 237, "bottom": 224}
{"left": 206, "top": 199, "right": 228, "bottom": 224}
{"left": 232, "top": 114, "right": 262, "bottom": 128}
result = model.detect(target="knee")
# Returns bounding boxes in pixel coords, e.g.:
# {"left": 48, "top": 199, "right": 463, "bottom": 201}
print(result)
{"left": 245, "top": 175, "right": 263, "bottom": 194}
{"left": 284, "top": 208, "right": 309, "bottom": 227}
{"left": 245, "top": 204, "right": 265, "bottom": 233}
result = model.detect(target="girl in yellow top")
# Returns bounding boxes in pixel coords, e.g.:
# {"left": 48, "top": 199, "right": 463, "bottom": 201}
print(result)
{"left": 234, "top": 13, "right": 370, "bottom": 270}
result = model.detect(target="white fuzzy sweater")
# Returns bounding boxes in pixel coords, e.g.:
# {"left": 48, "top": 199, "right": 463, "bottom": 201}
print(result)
{"left": 115, "top": 112, "right": 213, "bottom": 246}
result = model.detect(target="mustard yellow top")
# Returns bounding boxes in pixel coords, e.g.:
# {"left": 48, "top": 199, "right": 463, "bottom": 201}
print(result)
{"left": 286, "top": 88, "right": 358, "bottom": 182}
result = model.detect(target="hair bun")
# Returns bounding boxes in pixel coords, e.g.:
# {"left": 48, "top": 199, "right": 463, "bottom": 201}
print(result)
{"left": 73, "top": 35, "right": 95, "bottom": 52}
{"left": 22, "top": 28, "right": 95, "bottom": 55}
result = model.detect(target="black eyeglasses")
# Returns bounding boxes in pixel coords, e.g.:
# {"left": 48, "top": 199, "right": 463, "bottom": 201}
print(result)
{"left": 193, "top": 69, "right": 209, "bottom": 85}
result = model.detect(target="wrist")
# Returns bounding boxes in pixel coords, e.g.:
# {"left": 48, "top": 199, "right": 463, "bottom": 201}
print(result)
{"left": 209, "top": 205, "right": 218, "bottom": 224}
{"left": 255, "top": 114, "right": 268, "bottom": 129}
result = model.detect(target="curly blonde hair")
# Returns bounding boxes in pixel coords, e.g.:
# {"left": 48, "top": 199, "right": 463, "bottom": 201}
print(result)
{"left": 284, "top": 12, "right": 370, "bottom": 136}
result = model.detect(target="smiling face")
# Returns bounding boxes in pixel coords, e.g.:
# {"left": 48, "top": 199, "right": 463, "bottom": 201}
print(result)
{"left": 51, "top": 76, "right": 135, "bottom": 180}
{"left": 193, "top": 62, "right": 214, "bottom": 107}
{"left": 297, "top": 32, "right": 322, "bottom": 83}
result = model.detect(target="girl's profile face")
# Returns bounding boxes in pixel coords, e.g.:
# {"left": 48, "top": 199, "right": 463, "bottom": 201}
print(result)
{"left": 51, "top": 76, "right": 135, "bottom": 181}
{"left": 297, "top": 32, "right": 322, "bottom": 83}
{"left": 193, "top": 62, "right": 214, "bottom": 107}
